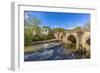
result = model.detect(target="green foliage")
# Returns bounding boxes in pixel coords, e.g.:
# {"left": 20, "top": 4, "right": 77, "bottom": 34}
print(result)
{"left": 53, "top": 28, "right": 66, "bottom": 32}
{"left": 32, "top": 32, "right": 55, "bottom": 42}
{"left": 46, "top": 32, "right": 55, "bottom": 39}
{"left": 42, "top": 26, "right": 50, "bottom": 29}
{"left": 24, "top": 25, "right": 55, "bottom": 46}
{"left": 33, "top": 25, "right": 41, "bottom": 34}
{"left": 32, "top": 34, "right": 44, "bottom": 41}
{"left": 24, "top": 26, "right": 33, "bottom": 46}
{"left": 74, "top": 26, "right": 82, "bottom": 30}
{"left": 24, "top": 15, "right": 42, "bottom": 46}
{"left": 31, "top": 17, "right": 41, "bottom": 26}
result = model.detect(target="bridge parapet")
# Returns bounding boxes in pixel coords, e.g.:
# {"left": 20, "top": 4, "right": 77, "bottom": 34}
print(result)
{"left": 53, "top": 30, "right": 90, "bottom": 50}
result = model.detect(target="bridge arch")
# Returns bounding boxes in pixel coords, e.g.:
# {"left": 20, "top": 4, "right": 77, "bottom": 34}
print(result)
{"left": 66, "top": 34, "right": 77, "bottom": 50}
{"left": 54, "top": 30, "right": 90, "bottom": 50}
{"left": 86, "top": 37, "right": 90, "bottom": 46}
{"left": 84, "top": 36, "right": 90, "bottom": 51}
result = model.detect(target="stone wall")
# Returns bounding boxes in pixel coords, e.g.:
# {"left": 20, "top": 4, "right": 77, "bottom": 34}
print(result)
{"left": 54, "top": 30, "right": 90, "bottom": 50}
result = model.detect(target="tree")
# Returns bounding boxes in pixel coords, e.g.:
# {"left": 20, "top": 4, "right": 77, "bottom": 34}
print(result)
{"left": 53, "top": 28, "right": 66, "bottom": 33}
{"left": 31, "top": 17, "right": 41, "bottom": 35}
{"left": 74, "top": 26, "right": 82, "bottom": 30}
{"left": 41, "top": 26, "right": 55, "bottom": 40}
{"left": 24, "top": 26, "right": 33, "bottom": 46}
{"left": 26, "top": 15, "right": 41, "bottom": 35}
{"left": 31, "top": 17, "right": 41, "bottom": 27}
{"left": 24, "top": 14, "right": 42, "bottom": 45}
{"left": 42, "top": 26, "right": 50, "bottom": 29}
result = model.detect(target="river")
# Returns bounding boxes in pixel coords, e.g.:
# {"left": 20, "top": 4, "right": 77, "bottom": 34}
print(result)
{"left": 24, "top": 42, "right": 76, "bottom": 61}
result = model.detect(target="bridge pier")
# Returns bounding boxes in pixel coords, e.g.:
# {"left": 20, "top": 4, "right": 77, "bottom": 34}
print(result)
{"left": 54, "top": 30, "right": 90, "bottom": 51}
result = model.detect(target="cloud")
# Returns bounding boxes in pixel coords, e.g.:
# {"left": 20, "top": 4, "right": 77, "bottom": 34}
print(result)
{"left": 76, "top": 23, "right": 84, "bottom": 27}
{"left": 25, "top": 13, "right": 29, "bottom": 20}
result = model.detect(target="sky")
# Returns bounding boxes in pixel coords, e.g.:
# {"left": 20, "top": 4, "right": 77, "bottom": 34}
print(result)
{"left": 24, "top": 11, "right": 90, "bottom": 30}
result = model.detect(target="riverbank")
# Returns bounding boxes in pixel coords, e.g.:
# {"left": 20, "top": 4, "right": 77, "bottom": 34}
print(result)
{"left": 24, "top": 42, "right": 62, "bottom": 54}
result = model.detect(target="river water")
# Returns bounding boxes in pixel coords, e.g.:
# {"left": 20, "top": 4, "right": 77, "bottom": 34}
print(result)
{"left": 24, "top": 42, "right": 76, "bottom": 61}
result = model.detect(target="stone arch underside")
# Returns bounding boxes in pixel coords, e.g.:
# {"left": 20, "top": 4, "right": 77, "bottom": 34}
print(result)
{"left": 54, "top": 31, "right": 90, "bottom": 51}
{"left": 64, "top": 33, "right": 78, "bottom": 50}
{"left": 84, "top": 36, "right": 90, "bottom": 51}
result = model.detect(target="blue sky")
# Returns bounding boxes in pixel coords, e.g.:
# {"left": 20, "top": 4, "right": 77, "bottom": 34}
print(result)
{"left": 24, "top": 11, "right": 90, "bottom": 29}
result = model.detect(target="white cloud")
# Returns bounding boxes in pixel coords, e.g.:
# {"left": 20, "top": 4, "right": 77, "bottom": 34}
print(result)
{"left": 25, "top": 13, "right": 29, "bottom": 20}
{"left": 76, "top": 23, "right": 84, "bottom": 27}
{"left": 67, "top": 27, "right": 75, "bottom": 30}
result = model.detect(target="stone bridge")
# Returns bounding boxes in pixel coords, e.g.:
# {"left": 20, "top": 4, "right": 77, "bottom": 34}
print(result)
{"left": 54, "top": 29, "right": 90, "bottom": 51}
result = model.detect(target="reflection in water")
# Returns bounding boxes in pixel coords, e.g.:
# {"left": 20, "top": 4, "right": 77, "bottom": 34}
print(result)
{"left": 24, "top": 43, "right": 75, "bottom": 61}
